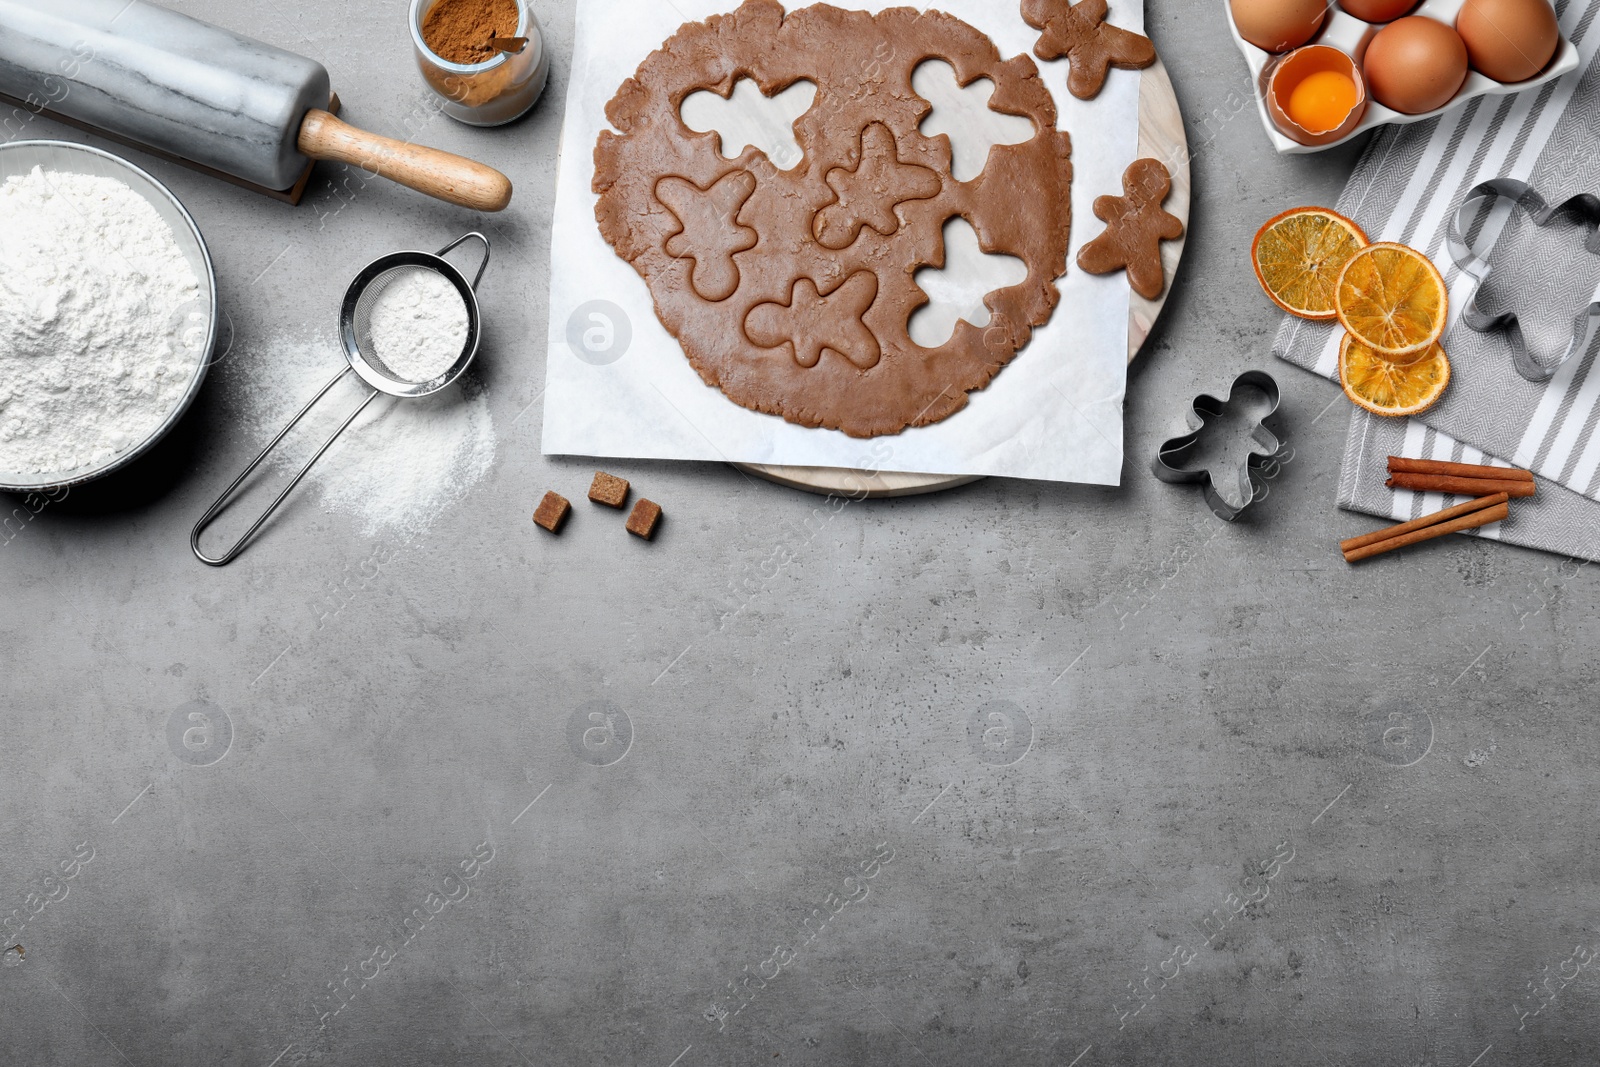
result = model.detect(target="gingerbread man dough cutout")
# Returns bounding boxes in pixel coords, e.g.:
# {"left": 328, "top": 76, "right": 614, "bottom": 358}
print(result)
{"left": 814, "top": 123, "right": 942, "bottom": 251}
{"left": 657, "top": 170, "right": 759, "bottom": 302}
{"left": 1077, "top": 158, "right": 1184, "bottom": 300}
{"left": 746, "top": 272, "right": 881, "bottom": 369}
{"left": 1021, "top": 0, "right": 1156, "bottom": 101}
{"left": 593, "top": 0, "right": 1074, "bottom": 438}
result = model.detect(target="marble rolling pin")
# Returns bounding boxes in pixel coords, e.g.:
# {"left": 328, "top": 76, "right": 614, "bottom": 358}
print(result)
{"left": 0, "top": 0, "right": 512, "bottom": 210}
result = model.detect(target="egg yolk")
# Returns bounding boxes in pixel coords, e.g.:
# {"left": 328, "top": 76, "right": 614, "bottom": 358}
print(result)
{"left": 1287, "top": 70, "right": 1359, "bottom": 133}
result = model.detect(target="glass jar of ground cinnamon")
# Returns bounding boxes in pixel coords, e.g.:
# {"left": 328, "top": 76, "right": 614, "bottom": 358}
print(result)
{"left": 409, "top": 0, "right": 549, "bottom": 126}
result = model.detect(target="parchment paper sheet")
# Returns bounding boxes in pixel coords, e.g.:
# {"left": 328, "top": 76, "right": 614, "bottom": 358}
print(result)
{"left": 541, "top": 0, "right": 1149, "bottom": 484}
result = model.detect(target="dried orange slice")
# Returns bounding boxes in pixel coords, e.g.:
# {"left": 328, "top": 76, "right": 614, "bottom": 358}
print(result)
{"left": 1340, "top": 335, "right": 1451, "bottom": 417}
{"left": 1252, "top": 207, "right": 1370, "bottom": 320}
{"left": 1334, "top": 242, "right": 1448, "bottom": 359}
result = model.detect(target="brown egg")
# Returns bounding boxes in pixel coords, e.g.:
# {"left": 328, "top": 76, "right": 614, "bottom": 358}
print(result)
{"left": 1364, "top": 17, "right": 1470, "bottom": 114}
{"left": 1231, "top": 0, "right": 1327, "bottom": 52}
{"left": 1339, "top": 0, "right": 1418, "bottom": 21}
{"left": 1457, "top": 0, "right": 1560, "bottom": 82}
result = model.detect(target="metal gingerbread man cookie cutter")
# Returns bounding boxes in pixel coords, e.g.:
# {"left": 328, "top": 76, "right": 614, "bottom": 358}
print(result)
{"left": 1446, "top": 177, "right": 1600, "bottom": 384}
{"left": 1151, "top": 370, "right": 1287, "bottom": 521}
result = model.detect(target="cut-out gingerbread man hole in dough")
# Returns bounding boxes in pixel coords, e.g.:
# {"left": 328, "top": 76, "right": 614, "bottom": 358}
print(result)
{"left": 913, "top": 60, "right": 1036, "bottom": 183}
{"left": 680, "top": 78, "right": 818, "bottom": 170}
{"left": 745, "top": 271, "right": 881, "bottom": 370}
{"left": 909, "top": 217, "right": 1028, "bottom": 349}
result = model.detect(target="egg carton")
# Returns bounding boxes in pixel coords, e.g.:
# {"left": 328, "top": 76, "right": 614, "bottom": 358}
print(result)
{"left": 1226, "top": 0, "right": 1580, "bottom": 155}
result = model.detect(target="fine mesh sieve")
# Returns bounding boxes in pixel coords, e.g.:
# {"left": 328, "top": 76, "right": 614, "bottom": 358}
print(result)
{"left": 343, "top": 242, "right": 484, "bottom": 394}
{"left": 192, "top": 232, "right": 490, "bottom": 566}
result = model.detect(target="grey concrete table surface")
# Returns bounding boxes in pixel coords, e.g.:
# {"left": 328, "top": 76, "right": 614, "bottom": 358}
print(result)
{"left": 3, "top": 1, "right": 1597, "bottom": 1065}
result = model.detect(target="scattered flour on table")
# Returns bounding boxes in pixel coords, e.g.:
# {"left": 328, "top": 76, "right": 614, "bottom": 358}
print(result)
{"left": 0, "top": 166, "right": 203, "bottom": 475}
{"left": 226, "top": 334, "right": 495, "bottom": 540}
{"left": 368, "top": 268, "right": 470, "bottom": 383}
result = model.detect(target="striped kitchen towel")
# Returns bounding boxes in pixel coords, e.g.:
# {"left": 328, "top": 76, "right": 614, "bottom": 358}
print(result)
{"left": 1275, "top": 0, "right": 1600, "bottom": 557}
{"left": 1340, "top": 409, "right": 1600, "bottom": 562}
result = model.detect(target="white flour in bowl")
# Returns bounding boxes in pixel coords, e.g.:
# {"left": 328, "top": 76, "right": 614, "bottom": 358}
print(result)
{"left": 0, "top": 166, "right": 203, "bottom": 475}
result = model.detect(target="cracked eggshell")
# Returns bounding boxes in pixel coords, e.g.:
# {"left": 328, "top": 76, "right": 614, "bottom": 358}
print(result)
{"left": 1266, "top": 45, "right": 1369, "bottom": 147}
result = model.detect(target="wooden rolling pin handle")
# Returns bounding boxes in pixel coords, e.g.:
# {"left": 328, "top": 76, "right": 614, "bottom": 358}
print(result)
{"left": 296, "top": 109, "right": 513, "bottom": 212}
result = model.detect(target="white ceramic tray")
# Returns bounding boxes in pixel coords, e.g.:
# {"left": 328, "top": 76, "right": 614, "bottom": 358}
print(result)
{"left": 1226, "top": 0, "right": 1579, "bottom": 155}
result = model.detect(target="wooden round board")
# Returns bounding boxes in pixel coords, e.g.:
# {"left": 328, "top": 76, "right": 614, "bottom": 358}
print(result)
{"left": 736, "top": 58, "right": 1189, "bottom": 498}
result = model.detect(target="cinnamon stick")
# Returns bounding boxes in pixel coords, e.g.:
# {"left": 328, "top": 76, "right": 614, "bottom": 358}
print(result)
{"left": 1343, "top": 498, "right": 1511, "bottom": 563}
{"left": 1386, "top": 472, "right": 1536, "bottom": 498}
{"left": 1388, "top": 456, "right": 1534, "bottom": 483}
{"left": 1340, "top": 492, "right": 1509, "bottom": 553}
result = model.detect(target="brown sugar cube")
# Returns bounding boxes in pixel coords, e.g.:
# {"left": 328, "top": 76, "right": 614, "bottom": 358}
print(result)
{"left": 533, "top": 491, "right": 570, "bottom": 533}
{"left": 588, "top": 471, "right": 630, "bottom": 508}
{"left": 626, "top": 498, "right": 662, "bottom": 540}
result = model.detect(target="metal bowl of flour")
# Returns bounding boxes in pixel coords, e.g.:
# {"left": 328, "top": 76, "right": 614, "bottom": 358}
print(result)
{"left": 0, "top": 140, "right": 217, "bottom": 491}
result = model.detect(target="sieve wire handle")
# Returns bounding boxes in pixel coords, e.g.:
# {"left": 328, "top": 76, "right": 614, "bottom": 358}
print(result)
{"left": 191, "top": 367, "right": 380, "bottom": 567}
{"left": 438, "top": 231, "right": 491, "bottom": 290}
